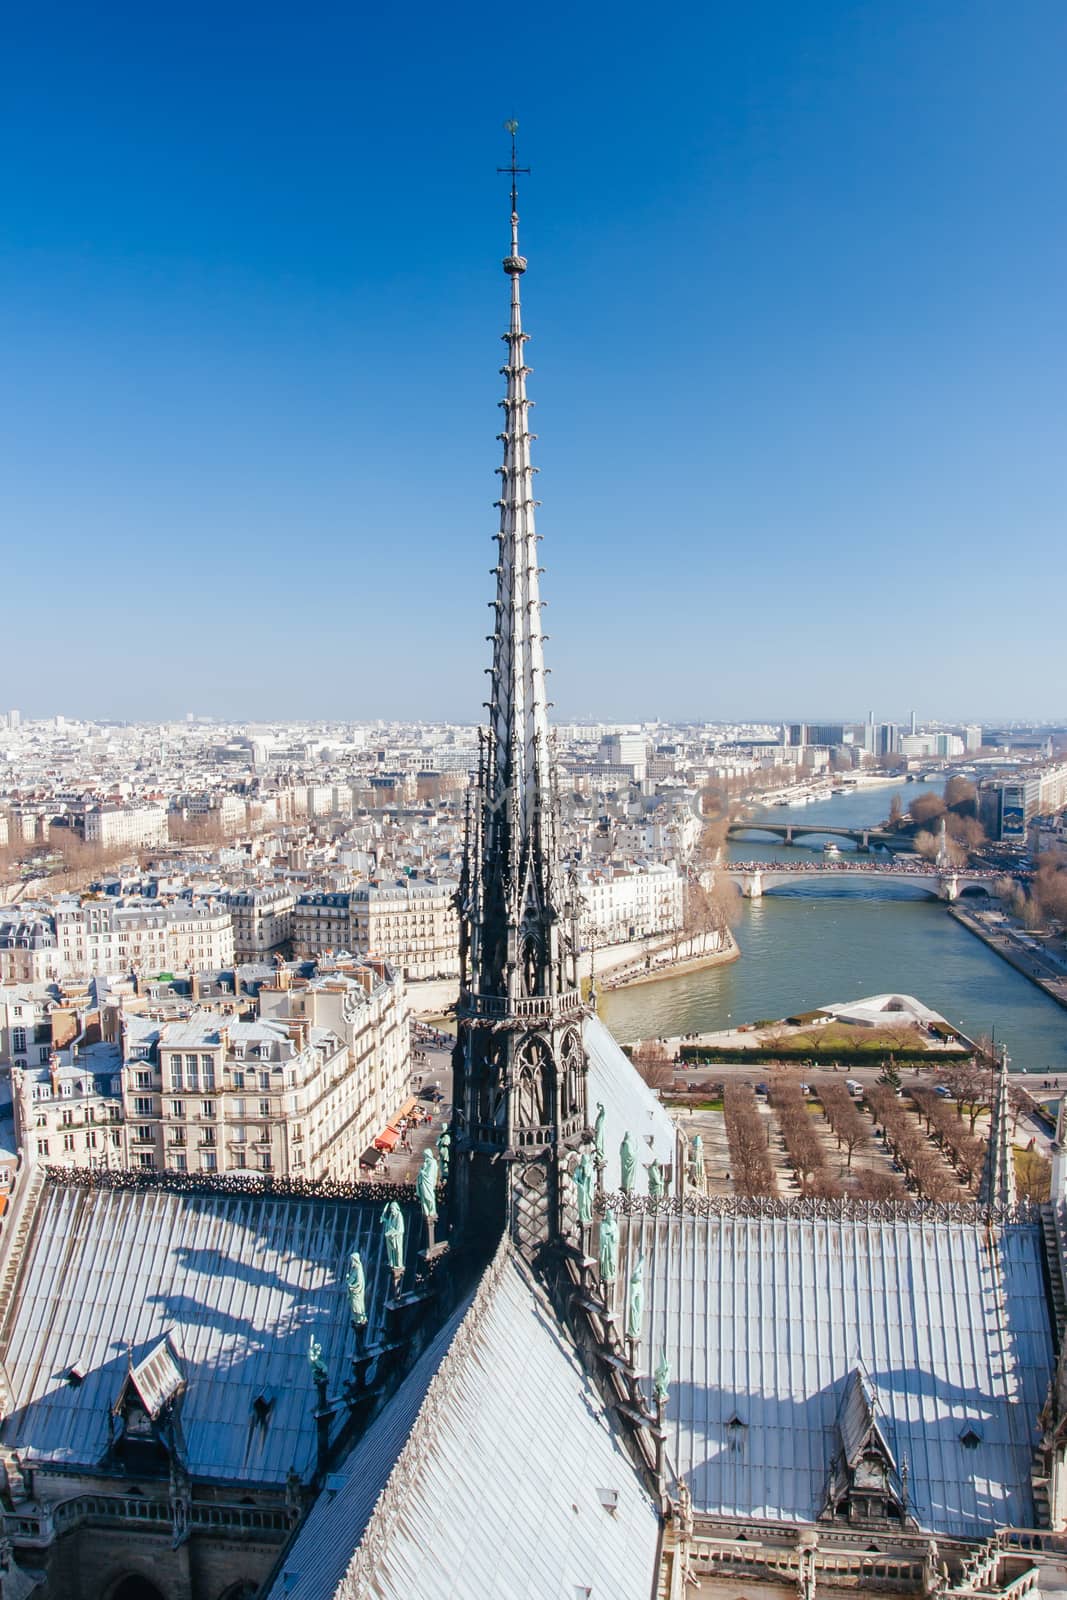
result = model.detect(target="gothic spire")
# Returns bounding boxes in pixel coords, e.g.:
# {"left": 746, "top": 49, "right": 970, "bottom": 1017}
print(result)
{"left": 486, "top": 123, "right": 558, "bottom": 929}
{"left": 979, "top": 1046, "right": 1017, "bottom": 1209}
{"left": 451, "top": 129, "right": 589, "bottom": 1252}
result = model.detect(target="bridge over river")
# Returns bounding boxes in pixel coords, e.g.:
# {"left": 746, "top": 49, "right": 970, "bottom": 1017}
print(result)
{"left": 726, "top": 861, "right": 998, "bottom": 901}
{"left": 728, "top": 821, "right": 898, "bottom": 850}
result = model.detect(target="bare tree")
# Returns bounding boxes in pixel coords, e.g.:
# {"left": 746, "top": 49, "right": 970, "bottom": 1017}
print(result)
{"left": 818, "top": 1080, "right": 870, "bottom": 1168}
{"left": 909, "top": 792, "right": 946, "bottom": 828}
{"left": 944, "top": 776, "right": 978, "bottom": 816}
{"left": 632, "top": 1039, "right": 674, "bottom": 1092}
{"left": 723, "top": 1082, "right": 777, "bottom": 1198}
{"left": 851, "top": 1169, "right": 906, "bottom": 1202}
{"left": 1016, "top": 1149, "right": 1051, "bottom": 1204}
{"left": 939, "top": 1061, "right": 992, "bottom": 1134}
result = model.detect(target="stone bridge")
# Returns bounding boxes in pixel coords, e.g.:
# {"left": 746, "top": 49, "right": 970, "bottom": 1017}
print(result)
{"left": 728, "top": 822, "right": 897, "bottom": 850}
{"left": 726, "top": 863, "right": 996, "bottom": 902}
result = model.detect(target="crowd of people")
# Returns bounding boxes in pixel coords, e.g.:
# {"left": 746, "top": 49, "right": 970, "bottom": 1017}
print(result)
{"left": 729, "top": 857, "right": 999, "bottom": 877}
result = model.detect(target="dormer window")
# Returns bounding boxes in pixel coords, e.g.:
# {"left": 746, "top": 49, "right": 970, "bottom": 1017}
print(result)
{"left": 960, "top": 1426, "right": 982, "bottom": 1450}
{"left": 725, "top": 1413, "right": 747, "bottom": 1452}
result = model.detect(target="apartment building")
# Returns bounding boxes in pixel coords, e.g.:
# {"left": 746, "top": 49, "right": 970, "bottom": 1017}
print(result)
{"left": 576, "top": 862, "right": 684, "bottom": 946}
{"left": 82, "top": 804, "right": 169, "bottom": 850}
{"left": 351, "top": 879, "right": 459, "bottom": 979}
{"left": 258, "top": 956, "right": 409, "bottom": 1175}
{"left": 0, "top": 914, "right": 61, "bottom": 984}
{"left": 221, "top": 886, "right": 296, "bottom": 962}
{"left": 10, "top": 1037, "right": 125, "bottom": 1170}
{"left": 293, "top": 879, "right": 459, "bottom": 979}
{"left": 123, "top": 1011, "right": 352, "bottom": 1179}
{"left": 52, "top": 896, "right": 234, "bottom": 979}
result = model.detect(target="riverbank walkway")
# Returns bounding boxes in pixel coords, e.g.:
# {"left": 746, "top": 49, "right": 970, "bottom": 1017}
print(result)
{"left": 950, "top": 903, "right": 1067, "bottom": 1012}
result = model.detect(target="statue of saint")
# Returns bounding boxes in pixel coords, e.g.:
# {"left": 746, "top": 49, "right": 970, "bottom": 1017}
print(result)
{"left": 620, "top": 1131, "right": 637, "bottom": 1195}
{"left": 653, "top": 1349, "right": 670, "bottom": 1405}
{"left": 598, "top": 1209, "right": 619, "bottom": 1285}
{"left": 436, "top": 1128, "right": 451, "bottom": 1178}
{"left": 416, "top": 1149, "right": 438, "bottom": 1222}
{"left": 689, "top": 1133, "right": 704, "bottom": 1191}
{"left": 626, "top": 1250, "right": 645, "bottom": 1341}
{"left": 648, "top": 1158, "right": 665, "bottom": 1199}
{"left": 594, "top": 1102, "right": 606, "bottom": 1162}
{"left": 573, "top": 1150, "right": 595, "bottom": 1226}
{"left": 308, "top": 1333, "right": 327, "bottom": 1386}
{"left": 381, "top": 1200, "right": 405, "bottom": 1275}
{"left": 346, "top": 1249, "right": 367, "bottom": 1327}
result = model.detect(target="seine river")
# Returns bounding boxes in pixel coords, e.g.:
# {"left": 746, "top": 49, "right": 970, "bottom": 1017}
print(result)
{"left": 601, "top": 779, "right": 1067, "bottom": 1074}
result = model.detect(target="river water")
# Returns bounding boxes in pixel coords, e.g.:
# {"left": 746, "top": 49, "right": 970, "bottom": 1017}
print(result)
{"left": 601, "top": 779, "right": 1067, "bottom": 1074}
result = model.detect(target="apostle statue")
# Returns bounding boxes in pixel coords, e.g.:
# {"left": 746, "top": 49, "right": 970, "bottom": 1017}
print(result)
{"left": 346, "top": 1249, "right": 367, "bottom": 1328}
{"left": 598, "top": 1209, "right": 619, "bottom": 1286}
{"left": 308, "top": 1333, "right": 327, "bottom": 1387}
{"left": 626, "top": 1250, "right": 645, "bottom": 1342}
{"left": 648, "top": 1158, "right": 665, "bottom": 1199}
{"left": 416, "top": 1149, "right": 439, "bottom": 1223}
{"left": 594, "top": 1101, "right": 606, "bottom": 1162}
{"left": 689, "top": 1133, "right": 705, "bottom": 1193}
{"left": 620, "top": 1131, "right": 637, "bottom": 1195}
{"left": 381, "top": 1200, "right": 405, "bottom": 1280}
{"left": 573, "top": 1149, "right": 595, "bottom": 1226}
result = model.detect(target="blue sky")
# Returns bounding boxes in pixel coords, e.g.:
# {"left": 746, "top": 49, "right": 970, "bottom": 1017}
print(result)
{"left": 2, "top": 1, "right": 1064, "bottom": 724}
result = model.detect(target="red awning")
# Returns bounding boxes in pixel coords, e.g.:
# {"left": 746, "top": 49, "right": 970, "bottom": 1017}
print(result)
{"left": 373, "top": 1126, "right": 400, "bottom": 1152}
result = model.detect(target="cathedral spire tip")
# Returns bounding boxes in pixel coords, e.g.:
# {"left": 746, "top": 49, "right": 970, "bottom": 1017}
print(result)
{"left": 498, "top": 119, "right": 530, "bottom": 272}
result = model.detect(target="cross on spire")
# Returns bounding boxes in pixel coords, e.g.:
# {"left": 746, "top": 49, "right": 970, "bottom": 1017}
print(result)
{"left": 497, "top": 119, "right": 530, "bottom": 215}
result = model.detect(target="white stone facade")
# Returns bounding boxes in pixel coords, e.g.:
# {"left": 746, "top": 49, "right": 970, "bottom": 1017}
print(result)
{"left": 576, "top": 862, "right": 684, "bottom": 945}
{"left": 83, "top": 804, "right": 169, "bottom": 850}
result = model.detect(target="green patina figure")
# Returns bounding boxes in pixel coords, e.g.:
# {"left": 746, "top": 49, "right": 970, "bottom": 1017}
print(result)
{"left": 626, "top": 1250, "right": 645, "bottom": 1341}
{"left": 573, "top": 1150, "right": 595, "bottom": 1226}
{"left": 598, "top": 1209, "right": 619, "bottom": 1285}
{"left": 308, "top": 1333, "right": 327, "bottom": 1386}
{"left": 648, "top": 1158, "right": 665, "bottom": 1199}
{"left": 620, "top": 1131, "right": 637, "bottom": 1195}
{"left": 436, "top": 1128, "right": 451, "bottom": 1178}
{"left": 346, "top": 1249, "right": 367, "bottom": 1327}
{"left": 381, "top": 1200, "right": 406, "bottom": 1274}
{"left": 416, "top": 1149, "right": 439, "bottom": 1222}
{"left": 594, "top": 1102, "right": 606, "bottom": 1162}
{"left": 689, "top": 1133, "right": 704, "bottom": 1190}
{"left": 654, "top": 1350, "right": 670, "bottom": 1406}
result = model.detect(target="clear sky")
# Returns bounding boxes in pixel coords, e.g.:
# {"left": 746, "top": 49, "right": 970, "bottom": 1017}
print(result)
{"left": 2, "top": 2, "right": 1064, "bottom": 725}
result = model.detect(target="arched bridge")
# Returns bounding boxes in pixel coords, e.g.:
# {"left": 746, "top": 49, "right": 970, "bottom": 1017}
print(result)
{"left": 728, "top": 822, "right": 897, "bottom": 851}
{"left": 726, "top": 862, "right": 997, "bottom": 901}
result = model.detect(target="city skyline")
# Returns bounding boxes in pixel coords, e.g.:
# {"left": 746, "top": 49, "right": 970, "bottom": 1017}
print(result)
{"left": 3, "top": 2, "right": 1065, "bottom": 721}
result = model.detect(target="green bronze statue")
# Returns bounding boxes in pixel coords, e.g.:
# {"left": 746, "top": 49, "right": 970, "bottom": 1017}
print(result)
{"left": 346, "top": 1249, "right": 367, "bottom": 1328}
{"left": 620, "top": 1131, "right": 637, "bottom": 1195}
{"left": 648, "top": 1158, "right": 665, "bottom": 1199}
{"left": 308, "top": 1332, "right": 327, "bottom": 1386}
{"left": 381, "top": 1200, "right": 405, "bottom": 1276}
{"left": 598, "top": 1209, "right": 619, "bottom": 1285}
{"left": 573, "top": 1150, "right": 595, "bottom": 1226}
{"left": 654, "top": 1350, "right": 670, "bottom": 1406}
{"left": 594, "top": 1102, "right": 606, "bottom": 1162}
{"left": 416, "top": 1149, "right": 438, "bottom": 1222}
{"left": 626, "top": 1250, "right": 645, "bottom": 1342}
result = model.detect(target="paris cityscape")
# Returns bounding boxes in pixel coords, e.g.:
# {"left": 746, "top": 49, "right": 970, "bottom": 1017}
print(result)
{"left": 2, "top": 4, "right": 1067, "bottom": 1599}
